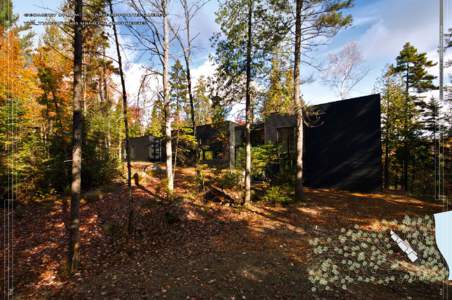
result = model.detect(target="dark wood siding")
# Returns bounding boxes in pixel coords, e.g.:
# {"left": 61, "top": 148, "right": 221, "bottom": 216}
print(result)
{"left": 304, "top": 94, "right": 382, "bottom": 192}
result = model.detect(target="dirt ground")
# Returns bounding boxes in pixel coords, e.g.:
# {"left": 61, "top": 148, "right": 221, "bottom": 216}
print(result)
{"left": 1, "top": 166, "right": 450, "bottom": 299}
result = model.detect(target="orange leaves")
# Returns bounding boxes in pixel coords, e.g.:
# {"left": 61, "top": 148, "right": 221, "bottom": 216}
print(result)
{"left": 0, "top": 30, "right": 42, "bottom": 126}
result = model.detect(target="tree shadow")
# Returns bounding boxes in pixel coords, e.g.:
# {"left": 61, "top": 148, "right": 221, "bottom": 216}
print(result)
{"left": 7, "top": 173, "right": 447, "bottom": 299}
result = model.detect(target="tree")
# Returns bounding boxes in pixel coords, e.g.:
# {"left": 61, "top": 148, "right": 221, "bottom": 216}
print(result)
{"left": 291, "top": 0, "right": 353, "bottom": 201}
{"left": 147, "top": 98, "right": 165, "bottom": 137}
{"left": 376, "top": 70, "right": 405, "bottom": 189}
{"left": 128, "top": 0, "right": 174, "bottom": 195}
{"left": 0, "top": 23, "right": 41, "bottom": 205}
{"left": 424, "top": 96, "right": 445, "bottom": 198}
{"left": 162, "top": 0, "right": 174, "bottom": 195}
{"left": 0, "top": 0, "right": 34, "bottom": 55}
{"left": 388, "top": 42, "right": 436, "bottom": 191}
{"left": 213, "top": 0, "right": 286, "bottom": 203}
{"left": 68, "top": 0, "right": 83, "bottom": 273}
{"left": 321, "top": 41, "right": 368, "bottom": 99}
{"left": 193, "top": 76, "right": 213, "bottom": 125}
{"left": 108, "top": 0, "right": 134, "bottom": 234}
{"left": 169, "top": 59, "right": 189, "bottom": 124}
{"left": 261, "top": 50, "right": 293, "bottom": 118}
{"left": 170, "top": 0, "right": 208, "bottom": 168}
{"left": 0, "top": 0, "right": 17, "bottom": 29}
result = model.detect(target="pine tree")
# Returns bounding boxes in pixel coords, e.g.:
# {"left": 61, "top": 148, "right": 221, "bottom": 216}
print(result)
{"left": 169, "top": 60, "right": 189, "bottom": 125}
{"left": 213, "top": 0, "right": 286, "bottom": 203}
{"left": 377, "top": 71, "right": 405, "bottom": 189}
{"left": 388, "top": 42, "right": 436, "bottom": 191}
{"left": 68, "top": 0, "right": 84, "bottom": 273}
{"left": 291, "top": 0, "right": 353, "bottom": 200}
{"left": 261, "top": 52, "right": 292, "bottom": 117}
{"left": 147, "top": 98, "right": 164, "bottom": 138}
{"left": 194, "top": 76, "right": 213, "bottom": 125}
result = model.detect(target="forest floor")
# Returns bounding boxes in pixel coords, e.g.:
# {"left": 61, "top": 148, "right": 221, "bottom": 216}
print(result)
{"left": 2, "top": 165, "right": 450, "bottom": 299}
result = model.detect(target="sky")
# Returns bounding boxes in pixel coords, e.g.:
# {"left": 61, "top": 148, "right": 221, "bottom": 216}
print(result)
{"left": 13, "top": 0, "right": 452, "bottom": 111}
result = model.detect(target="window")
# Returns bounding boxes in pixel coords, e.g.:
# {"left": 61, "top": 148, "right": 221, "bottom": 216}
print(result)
{"left": 130, "top": 146, "right": 135, "bottom": 160}
{"left": 277, "top": 127, "right": 295, "bottom": 153}
{"left": 148, "top": 140, "right": 161, "bottom": 161}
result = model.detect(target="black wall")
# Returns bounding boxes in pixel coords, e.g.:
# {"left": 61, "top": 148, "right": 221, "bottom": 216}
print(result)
{"left": 304, "top": 94, "right": 382, "bottom": 192}
{"left": 127, "top": 94, "right": 382, "bottom": 193}
{"left": 128, "top": 135, "right": 163, "bottom": 162}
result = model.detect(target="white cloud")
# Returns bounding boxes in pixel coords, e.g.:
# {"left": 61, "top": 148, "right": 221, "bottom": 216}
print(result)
{"left": 191, "top": 58, "right": 217, "bottom": 85}
{"left": 357, "top": 0, "right": 443, "bottom": 61}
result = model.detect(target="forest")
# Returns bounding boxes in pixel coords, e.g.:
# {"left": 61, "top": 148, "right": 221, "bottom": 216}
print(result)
{"left": 1, "top": 0, "right": 451, "bottom": 298}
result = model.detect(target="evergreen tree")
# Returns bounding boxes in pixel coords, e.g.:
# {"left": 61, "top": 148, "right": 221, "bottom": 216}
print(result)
{"left": 194, "top": 76, "right": 213, "bottom": 125}
{"left": 291, "top": 0, "right": 353, "bottom": 200}
{"left": 388, "top": 42, "right": 436, "bottom": 191}
{"left": 147, "top": 98, "right": 165, "bottom": 138}
{"left": 170, "top": 60, "right": 189, "bottom": 125}
{"left": 0, "top": 0, "right": 17, "bottom": 29}
{"left": 377, "top": 71, "right": 405, "bottom": 189}
{"left": 261, "top": 51, "right": 293, "bottom": 117}
{"left": 68, "top": 0, "right": 84, "bottom": 273}
{"left": 213, "top": 0, "right": 287, "bottom": 203}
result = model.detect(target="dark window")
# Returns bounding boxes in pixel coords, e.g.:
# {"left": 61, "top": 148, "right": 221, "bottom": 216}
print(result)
{"left": 277, "top": 127, "right": 295, "bottom": 153}
{"left": 148, "top": 140, "right": 161, "bottom": 161}
{"left": 251, "top": 128, "right": 264, "bottom": 146}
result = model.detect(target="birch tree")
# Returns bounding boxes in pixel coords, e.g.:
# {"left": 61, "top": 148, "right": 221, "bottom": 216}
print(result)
{"left": 128, "top": 0, "right": 174, "bottom": 195}
{"left": 321, "top": 41, "right": 368, "bottom": 99}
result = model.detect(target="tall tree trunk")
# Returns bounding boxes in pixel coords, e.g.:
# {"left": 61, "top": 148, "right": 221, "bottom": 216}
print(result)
{"left": 163, "top": 0, "right": 174, "bottom": 195}
{"left": 174, "top": 0, "right": 202, "bottom": 180}
{"left": 69, "top": 0, "right": 83, "bottom": 273}
{"left": 433, "top": 118, "right": 437, "bottom": 199}
{"left": 293, "top": 0, "right": 304, "bottom": 201}
{"left": 383, "top": 97, "right": 390, "bottom": 189}
{"left": 108, "top": 0, "right": 134, "bottom": 233}
{"left": 244, "top": 0, "right": 253, "bottom": 204}
{"left": 51, "top": 89, "right": 70, "bottom": 180}
{"left": 384, "top": 137, "right": 390, "bottom": 189}
{"left": 184, "top": 39, "right": 199, "bottom": 168}
{"left": 402, "top": 64, "right": 409, "bottom": 192}
{"left": 51, "top": 90, "right": 64, "bottom": 133}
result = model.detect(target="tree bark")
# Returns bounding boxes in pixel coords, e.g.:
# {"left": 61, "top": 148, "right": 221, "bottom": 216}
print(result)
{"left": 244, "top": 0, "right": 253, "bottom": 204}
{"left": 163, "top": 0, "right": 174, "bottom": 195}
{"left": 402, "top": 64, "right": 409, "bottom": 192}
{"left": 69, "top": 0, "right": 83, "bottom": 273}
{"left": 183, "top": 0, "right": 197, "bottom": 160}
{"left": 179, "top": 0, "right": 199, "bottom": 168}
{"left": 383, "top": 135, "right": 390, "bottom": 189}
{"left": 293, "top": 0, "right": 304, "bottom": 201}
{"left": 109, "top": 0, "right": 134, "bottom": 234}
{"left": 383, "top": 95, "right": 390, "bottom": 189}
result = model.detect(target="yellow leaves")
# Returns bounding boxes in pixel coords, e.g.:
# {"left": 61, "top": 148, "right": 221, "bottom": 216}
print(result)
{"left": 0, "top": 30, "right": 42, "bottom": 120}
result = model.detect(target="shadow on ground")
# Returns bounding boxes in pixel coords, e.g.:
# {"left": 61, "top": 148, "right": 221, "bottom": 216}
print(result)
{"left": 1, "top": 166, "right": 448, "bottom": 299}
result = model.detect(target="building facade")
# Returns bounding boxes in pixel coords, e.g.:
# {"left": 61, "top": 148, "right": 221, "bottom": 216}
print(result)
{"left": 127, "top": 94, "right": 382, "bottom": 192}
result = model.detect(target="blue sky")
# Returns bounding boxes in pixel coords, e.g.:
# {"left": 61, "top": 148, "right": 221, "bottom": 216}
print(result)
{"left": 13, "top": 0, "right": 452, "bottom": 107}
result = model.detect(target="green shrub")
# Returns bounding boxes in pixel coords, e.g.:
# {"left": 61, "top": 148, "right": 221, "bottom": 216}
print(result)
{"left": 195, "top": 164, "right": 209, "bottom": 191}
{"left": 236, "top": 143, "right": 280, "bottom": 179}
{"left": 218, "top": 169, "right": 243, "bottom": 189}
{"left": 262, "top": 185, "right": 292, "bottom": 204}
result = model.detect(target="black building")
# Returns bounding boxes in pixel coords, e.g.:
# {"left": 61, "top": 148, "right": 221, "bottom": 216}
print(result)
{"left": 127, "top": 94, "right": 382, "bottom": 192}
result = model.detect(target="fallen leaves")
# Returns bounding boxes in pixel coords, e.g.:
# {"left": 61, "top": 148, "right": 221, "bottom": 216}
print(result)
{"left": 1, "top": 167, "right": 444, "bottom": 299}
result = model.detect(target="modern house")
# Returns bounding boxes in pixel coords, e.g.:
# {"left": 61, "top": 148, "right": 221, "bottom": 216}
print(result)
{"left": 127, "top": 94, "right": 382, "bottom": 192}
